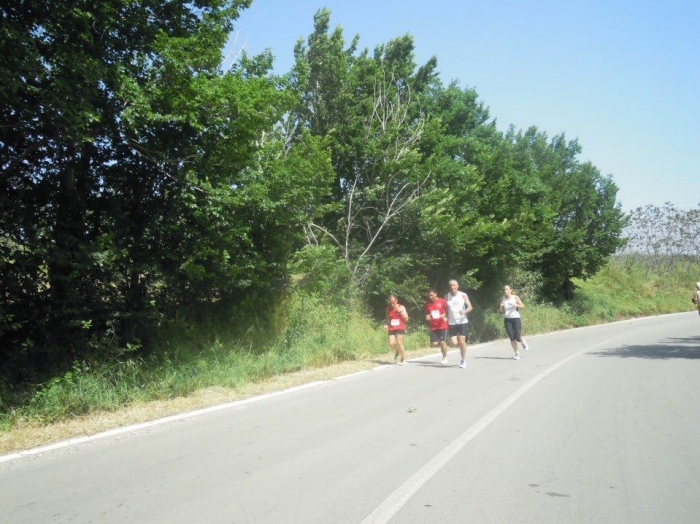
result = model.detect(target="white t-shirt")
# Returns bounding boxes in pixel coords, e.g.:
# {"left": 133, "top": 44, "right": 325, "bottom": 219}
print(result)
{"left": 503, "top": 296, "right": 521, "bottom": 319}
{"left": 445, "top": 292, "right": 469, "bottom": 325}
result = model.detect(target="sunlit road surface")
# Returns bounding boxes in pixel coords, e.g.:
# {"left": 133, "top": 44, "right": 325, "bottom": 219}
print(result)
{"left": 2, "top": 313, "right": 699, "bottom": 523}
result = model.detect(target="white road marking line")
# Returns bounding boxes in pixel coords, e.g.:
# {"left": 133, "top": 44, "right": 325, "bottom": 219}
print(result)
{"left": 361, "top": 335, "right": 623, "bottom": 524}
{"left": 0, "top": 381, "right": 328, "bottom": 464}
{"left": 2, "top": 312, "right": 681, "bottom": 465}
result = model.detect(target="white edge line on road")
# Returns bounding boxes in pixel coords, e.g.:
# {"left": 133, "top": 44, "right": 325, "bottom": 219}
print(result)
{"left": 0, "top": 379, "right": 331, "bottom": 464}
{"left": 1, "top": 312, "right": 685, "bottom": 465}
{"left": 360, "top": 334, "right": 624, "bottom": 524}
{"left": 1, "top": 365, "right": 405, "bottom": 464}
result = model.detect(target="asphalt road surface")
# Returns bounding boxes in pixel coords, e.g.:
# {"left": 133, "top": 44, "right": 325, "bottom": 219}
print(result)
{"left": 2, "top": 312, "right": 699, "bottom": 523}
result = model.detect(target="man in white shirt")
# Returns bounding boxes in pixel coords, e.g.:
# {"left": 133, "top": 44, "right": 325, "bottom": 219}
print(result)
{"left": 445, "top": 279, "right": 473, "bottom": 369}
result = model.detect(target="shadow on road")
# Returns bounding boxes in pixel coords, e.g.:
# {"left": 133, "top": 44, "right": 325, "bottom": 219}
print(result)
{"left": 373, "top": 359, "right": 397, "bottom": 366}
{"left": 590, "top": 335, "right": 700, "bottom": 360}
{"left": 473, "top": 356, "right": 517, "bottom": 360}
{"left": 410, "top": 361, "right": 455, "bottom": 368}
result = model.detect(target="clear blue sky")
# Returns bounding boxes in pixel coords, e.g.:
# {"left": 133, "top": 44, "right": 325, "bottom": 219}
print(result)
{"left": 228, "top": 0, "right": 699, "bottom": 212}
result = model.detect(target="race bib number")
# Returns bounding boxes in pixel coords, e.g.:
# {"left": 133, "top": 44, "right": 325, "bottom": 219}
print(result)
{"left": 390, "top": 318, "right": 400, "bottom": 326}
{"left": 430, "top": 310, "right": 441, "bottom": 319}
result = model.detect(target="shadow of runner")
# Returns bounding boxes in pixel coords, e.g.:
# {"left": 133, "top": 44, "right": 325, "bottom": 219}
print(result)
{"left": 410, "top": 361, "right": 454, "bottom": 368}
{"left": 373, "top": 359, "right": 398, "bottom": 365}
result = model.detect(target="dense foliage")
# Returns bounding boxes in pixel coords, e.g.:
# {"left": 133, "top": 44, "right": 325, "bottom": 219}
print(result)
{"left": 1, "top": 4, "right": 626, "bottom": 390}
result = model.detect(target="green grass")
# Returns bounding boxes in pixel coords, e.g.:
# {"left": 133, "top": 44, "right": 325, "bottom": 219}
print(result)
{"left": 0, "top": 292, "right": 426, "bottom": 429}
{"left": 2, "top": 257, "right": 697, "bottom": 430}
{"left": 478, "top": 257, "right": 697, "bottom": 341}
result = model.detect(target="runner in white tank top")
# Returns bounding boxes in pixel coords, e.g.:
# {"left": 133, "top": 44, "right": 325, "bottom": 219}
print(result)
{"left": 499, "top": 284, "right": 528, "bottom": 359}
{"left": 445, "top": 279, "right": 473, "bottom": 368}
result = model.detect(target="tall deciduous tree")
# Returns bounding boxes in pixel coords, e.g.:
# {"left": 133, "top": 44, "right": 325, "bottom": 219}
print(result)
{"left": 287, "top": 9, "right": 626, "bottom": 307}
{"left": 288, "top": 9, "right": 441, "bottom": 303}
{"left": 530, "top": 132, "right": 627, "bottom": 294}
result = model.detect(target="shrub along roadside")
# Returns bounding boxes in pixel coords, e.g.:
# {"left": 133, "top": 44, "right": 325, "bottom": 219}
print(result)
{"left": 0, "top": 292, "right": 427, "bottom": 431}
{"left": 1, "top": 257, "right": 696, "bottom": 435}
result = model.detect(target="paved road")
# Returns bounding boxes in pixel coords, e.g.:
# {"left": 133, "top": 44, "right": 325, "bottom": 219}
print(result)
{"left": 2, "top": 313, "right": 699, "bottom": 523}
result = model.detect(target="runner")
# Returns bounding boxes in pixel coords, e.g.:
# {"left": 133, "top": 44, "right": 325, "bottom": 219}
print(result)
{"left": 383, "top": 294, "right": 409, "bottom": 365}
{"left": 424, "top": 288, "right": 449, "bottom": 365}
{"left": 499, "top": 284, "right": 529, "bottom": 360}
{"left": 445, "top": 280, "right": 473, "bottom": 369}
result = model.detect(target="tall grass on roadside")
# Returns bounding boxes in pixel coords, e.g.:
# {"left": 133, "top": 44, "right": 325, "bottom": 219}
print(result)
{"left": 478, "top": 255, "right": 700, "bottom": 343}
{"left": 3, "top": 255, "right": 697, "bottom": 431}
{"left": 575, "top": 255, "right": 698, "bottom": 319}
{"left": 0, "top": 291, "right": 425, "bottom": 428}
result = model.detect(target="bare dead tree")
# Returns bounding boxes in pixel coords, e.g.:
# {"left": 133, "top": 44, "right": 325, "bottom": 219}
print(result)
{"left": 307, "top": 70, "right": 430, "bottom": 285}
{"left": 617, "top": 203, "right": 700, "bottom": 273}
{"left": 220, "top": 30, "right": 247, "bottom": 73}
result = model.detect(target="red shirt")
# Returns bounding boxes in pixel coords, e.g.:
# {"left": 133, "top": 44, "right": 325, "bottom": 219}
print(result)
{"left": 424, "top": 298, "right": 448, "bottom": 331}
{"left": 387, "top": 304, "right": 407, "bottom": 332}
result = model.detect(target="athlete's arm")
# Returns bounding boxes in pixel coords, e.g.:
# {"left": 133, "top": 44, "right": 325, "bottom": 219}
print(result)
{"left": 463, "top": 292, "right": 474, "bottom": 314}
{"left": 514, "top": 295, "right": 525, "bottom": 309}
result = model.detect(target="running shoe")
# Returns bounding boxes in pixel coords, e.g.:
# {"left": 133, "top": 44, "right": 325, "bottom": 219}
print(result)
{"left": 398, "top": 359, "right": 405, "bottom": 366}
{"left": 522, "top": 340, "right": 529, "bottom": 351}
{"left": 513, "top": 352, "right": 521, "bottom": 360}
{"left": 441, "top": 358, "right": 449, "bottom": 365}
{"left": 459, "top": 359, "right": 466, "bottom": 369}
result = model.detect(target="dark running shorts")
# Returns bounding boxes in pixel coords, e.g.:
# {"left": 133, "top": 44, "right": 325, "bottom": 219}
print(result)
{"left": 504, "top": 317, "right": 522, "bottom": 341}
{"left": 430, "top": 329, "right": 447, "bottom": 344}
{"left": 448, "top": 324, "right": 468, "bottom": 338}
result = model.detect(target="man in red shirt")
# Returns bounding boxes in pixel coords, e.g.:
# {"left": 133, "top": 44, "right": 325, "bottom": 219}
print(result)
{"left": 424, "top": 288, "right": 449, "bottom": 365}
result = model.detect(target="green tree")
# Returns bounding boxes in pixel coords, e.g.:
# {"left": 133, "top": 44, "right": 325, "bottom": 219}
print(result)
{"left": 1, "top": 0, "right": 328, "bottom": 383}
{"left": 287, "top": 9, "right": 625, "bottom": 309}
{"left": 288, "top": 10, "right": 443, "bottom": 306}
{"left": 533, "top": 136, "right": 627, "bottom": 295}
